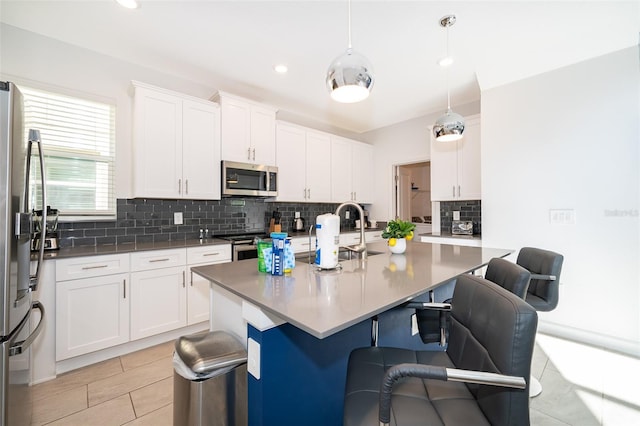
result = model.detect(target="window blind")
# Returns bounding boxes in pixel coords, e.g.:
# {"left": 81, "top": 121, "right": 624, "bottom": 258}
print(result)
{"left": 21, "top": 86, "right": 116, "bottom": 216}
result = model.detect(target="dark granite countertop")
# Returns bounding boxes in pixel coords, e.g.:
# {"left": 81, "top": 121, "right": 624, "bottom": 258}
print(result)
{"left": 39, "top": 228, "right": 387, "bottom": 260}
{"left": 285, "top": 227, "right": 385, "bottom": 238}
{"left": 40, "top": 238, "right": 230, "bottom": 260}
{"left": 419, "top": 232, "right": 482, "bottom": 241}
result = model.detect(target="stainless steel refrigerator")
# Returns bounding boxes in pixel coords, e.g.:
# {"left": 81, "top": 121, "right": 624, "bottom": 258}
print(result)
{"left": 1, "top": 81, "right": 46, "bottom": 425}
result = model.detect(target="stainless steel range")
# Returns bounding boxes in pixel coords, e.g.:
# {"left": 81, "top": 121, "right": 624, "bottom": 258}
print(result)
{"left": 219, "top": 233, "right": 270, "bottom": 261}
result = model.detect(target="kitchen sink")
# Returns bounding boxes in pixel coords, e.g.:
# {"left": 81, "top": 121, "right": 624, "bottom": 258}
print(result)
{"left": 295, "top": 249, "right": 384, "bottom": 263}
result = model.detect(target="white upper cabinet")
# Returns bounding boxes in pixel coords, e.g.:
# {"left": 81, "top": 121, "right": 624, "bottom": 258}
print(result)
{"left": 430, "top": 115, "right": 481, "bottom": 201}
{"left": 215, "top": 91, "right": 277, "bottom": 165}
{"left": 132, "top": 82, "right": 220, "bottom": 200}
{"left": 331, "top": 136, "right": 374, "bottom": 204}
{"left": 182, "top": 99, "right": 221, "bottom": 199}
{"left": 276, "top": 122, "right": 331, "bottom": 202}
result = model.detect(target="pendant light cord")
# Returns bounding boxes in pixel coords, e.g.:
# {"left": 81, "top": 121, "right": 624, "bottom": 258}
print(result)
{"left": 347, "top": 0, "right": 352, "bottom": 49}
{"left": 446, "top": 23, "right": 451, "bottom": 111}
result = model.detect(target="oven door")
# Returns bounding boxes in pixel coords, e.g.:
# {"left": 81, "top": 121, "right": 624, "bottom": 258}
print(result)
{"left": 233, "top": 244, "right": 258, "bottom": 262}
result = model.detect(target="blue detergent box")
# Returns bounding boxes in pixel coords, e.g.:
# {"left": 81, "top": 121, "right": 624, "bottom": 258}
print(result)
{"left": 269, "top": 232, "right": 295, "bottom": 275}
{"left": 269, "top": 232, "right": 288, "bottom": 275}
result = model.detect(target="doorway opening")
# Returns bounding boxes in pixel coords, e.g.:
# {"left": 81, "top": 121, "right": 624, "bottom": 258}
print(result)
{"left": 394, "top": 162, "right": 433, "bottom": 235}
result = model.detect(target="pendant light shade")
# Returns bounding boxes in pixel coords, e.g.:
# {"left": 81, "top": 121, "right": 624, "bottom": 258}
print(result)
{"left": 326, "top": 48, "right": 374, "bottom": 103}
{"left": 433, "top": 108, "right": 465, "bottom": 142}
{"left": 433, "top": 15, "right": 464, "bottom": 142}
{"left": 326, "top": 0, "right": 374, "bottom": 103}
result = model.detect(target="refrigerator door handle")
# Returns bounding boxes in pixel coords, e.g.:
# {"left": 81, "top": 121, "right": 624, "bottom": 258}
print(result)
{"left": 9, "top": 301, "right": 45, "bottom": 357}
{"left": 26, "top": 131, "right": 47, "bottom": 291}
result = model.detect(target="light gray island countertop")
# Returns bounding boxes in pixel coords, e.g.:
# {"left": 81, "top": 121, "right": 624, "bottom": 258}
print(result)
{"left": 192, "top": 240, "right": 511, "bottom": 339}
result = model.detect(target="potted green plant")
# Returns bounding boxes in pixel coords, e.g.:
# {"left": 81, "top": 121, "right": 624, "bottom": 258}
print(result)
{"left": 381, "top": 219, "right": 416, "bottom": 254}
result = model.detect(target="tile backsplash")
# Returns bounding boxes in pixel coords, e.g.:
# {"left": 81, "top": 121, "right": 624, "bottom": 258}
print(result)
{"left": 439, "top": 200, "right": 482, "bottom": 235}
{"left": 57, "top": 198, "right": 363, "bottom": 248}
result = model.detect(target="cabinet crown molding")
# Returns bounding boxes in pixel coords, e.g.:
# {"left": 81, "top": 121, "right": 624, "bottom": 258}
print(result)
{"left": 131, "top": 80, "right": 218, "bottom": 107}
{"left": 211, "top": 90, "right": 278, "bottom": 112}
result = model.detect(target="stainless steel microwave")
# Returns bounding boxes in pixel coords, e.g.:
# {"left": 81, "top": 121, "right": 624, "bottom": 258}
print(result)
{"left": 221, "top": 160, "right": 278, "bottom": 197}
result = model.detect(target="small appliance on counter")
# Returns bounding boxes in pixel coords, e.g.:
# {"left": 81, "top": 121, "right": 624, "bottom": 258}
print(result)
{"left": 451, "top": 220, "right": 473, "bottom": 235}
{"left": 292, "top": 213, "right": 305, "bottom": 232}
{"left": 31, "top": 206, "right": 60, "bottom": 250}
{"left": 362, "top": 209, "right": 371, "bottom": 228}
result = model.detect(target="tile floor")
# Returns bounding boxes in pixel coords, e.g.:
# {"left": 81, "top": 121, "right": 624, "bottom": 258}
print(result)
{"left": 30, "top": 333, "right": 639, "bottom": 425}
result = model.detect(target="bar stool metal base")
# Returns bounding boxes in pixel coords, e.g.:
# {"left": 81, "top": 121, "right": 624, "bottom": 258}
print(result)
{"left": 529, "top": 376, "right": 543, "bottom": 397}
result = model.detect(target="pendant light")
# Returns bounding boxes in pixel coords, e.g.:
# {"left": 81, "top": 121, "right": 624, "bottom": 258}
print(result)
{"left": 326, "top": 0, "right": 375, "bottom": 103}
{"left": 433, "top": 15, "right": 465, "bottom": 142}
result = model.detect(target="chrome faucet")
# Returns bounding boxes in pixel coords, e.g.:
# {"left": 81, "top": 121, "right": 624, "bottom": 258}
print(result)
{"left": 335, "top": 202, "right": 367, "bottom": 260}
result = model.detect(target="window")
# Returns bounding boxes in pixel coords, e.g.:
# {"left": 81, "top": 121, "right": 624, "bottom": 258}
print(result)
{"left": 21, "top": 86, "right": 116, "bottom": 217}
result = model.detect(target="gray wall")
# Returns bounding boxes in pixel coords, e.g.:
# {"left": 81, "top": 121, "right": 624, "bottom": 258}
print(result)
{"left": 481, "top": 46, "right": 639, "bottom": 355}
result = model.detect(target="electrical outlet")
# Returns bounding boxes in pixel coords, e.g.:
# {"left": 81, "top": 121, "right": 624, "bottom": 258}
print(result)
{"left": 248, "top": 338, "right": 261, "bottom": 379}
{"left": 174, "top": 212, "right": 183, "bottom": 225}
{"left": 295, "top": 211, "right": 300, "bottom": 219}
{"left": 345, "top": 211, "right": 350, "bottom": 219}
{"left": 411, "top": 314, "right": 419, "bottom": 336}
{"left": 453, "top": 211, "right": 460, "bottom": 221}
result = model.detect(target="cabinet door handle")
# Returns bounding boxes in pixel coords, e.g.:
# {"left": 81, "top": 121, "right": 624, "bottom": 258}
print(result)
{"left": 202, "top": 252, "right": 220, "bottom": 257}
{"left": 457, "top": 185, "right": 460, "bottom": 197}
{"left": 178, "top": 179, "right": 182, "bottom": 195}
{"left": 252, "top": 148, "right": 256, "bottom": 161}
{"left": 303, "top": 188, "right": 307, "bottom": 199}
{"left": 149, "top": 258, "right": 170, "bottom": 263}
{"left": 307, "top": 188, "right": 311, "bottom": 199}
{"left": 452, "top": 186, "right": 456, "bottom": 197}
{"left": 190, "top": 271, "right": 194, "bottom": 286}
{"left": 247, "top": 147, "right": 251, "bottom": 160}
{"left": 123, "top": 279, "right": 126, "bottom": 299}
{"left": 182, "top": 270, "right": 186, "bottom": 288}
{"left": 185, "top": 179, "right": 189, "bottom": 195}
{"left": 81, "top": 264, "right": 108, "bottom": 270}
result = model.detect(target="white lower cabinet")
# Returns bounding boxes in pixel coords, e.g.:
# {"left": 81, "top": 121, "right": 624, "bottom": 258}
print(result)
{"left": 56, "top": 273, "right": 129, "bottom": 361}
{"left": 55, "top": 245, "right": 231, "bottom": 360}
{"left": 56, "top": 254, "right": 130, "bottom": 361}
{"left": 130, "top": 249, "right": 187, "bottom": 340}
{"left": 130, "top": 265, "right": 187, "bottom": 340}
{"left": 187, "top": 245, "right": 232, "bottom": 325}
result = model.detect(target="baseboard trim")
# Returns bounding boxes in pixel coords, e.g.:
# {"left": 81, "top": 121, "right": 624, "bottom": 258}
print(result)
{"left": 55, "top": 322, "right": 209, "bottom": 376}
{"left": 538, "top": 320, "right": 640, "bottom": 359}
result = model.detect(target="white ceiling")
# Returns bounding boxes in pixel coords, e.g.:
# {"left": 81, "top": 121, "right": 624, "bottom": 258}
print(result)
{"left": 1, "top": 1, "right": 638, "bottom": 134}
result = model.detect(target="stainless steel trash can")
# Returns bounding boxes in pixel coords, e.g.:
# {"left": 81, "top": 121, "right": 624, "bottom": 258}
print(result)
{"left": 173, "top": 331, "right": 248, "bottom": 426}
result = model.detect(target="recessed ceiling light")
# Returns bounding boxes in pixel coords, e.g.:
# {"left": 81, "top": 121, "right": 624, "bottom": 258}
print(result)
{"left": 273, "top": 64, "right": 288, "bottom": 74}
{"left": 115, "top": 0, "right": 140, "bottom": 9}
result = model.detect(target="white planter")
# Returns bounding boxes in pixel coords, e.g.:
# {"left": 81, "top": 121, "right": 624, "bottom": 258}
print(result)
{"left": 388, "top": 238, "right": 407, "bottom": 254}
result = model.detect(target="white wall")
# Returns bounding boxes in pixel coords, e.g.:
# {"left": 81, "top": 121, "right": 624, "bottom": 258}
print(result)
{"left": 481, "top": 46, "right": 640, "bottom": 355}
{"left": 362, "top": 101, "right": 480, "bottom": 222}
{"left": 0, "top": 23, "right": 219, "bottom": 199}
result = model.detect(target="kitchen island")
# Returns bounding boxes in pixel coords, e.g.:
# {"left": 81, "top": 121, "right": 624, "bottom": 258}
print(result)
{"left": 192, "top": 240, "right": 511, "bottom": 426}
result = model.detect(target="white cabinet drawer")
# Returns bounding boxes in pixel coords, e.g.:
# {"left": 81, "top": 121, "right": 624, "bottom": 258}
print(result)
{"left": 365, "top": 230, "right": 384, "bottom": 242}
{"left": 339, "top": 233, "right": 362, "bottom": 246}
{"left": 187, "top": 244, "right": 231, "bottom": 265}
{"left": 130, "top": 248, "right": 186, "bottom": 272}
{"left": 56, "top": 254, "right": 130, "bottom": 281}
{"left": 290, "top": 236, "right": 316, "bottom": 254}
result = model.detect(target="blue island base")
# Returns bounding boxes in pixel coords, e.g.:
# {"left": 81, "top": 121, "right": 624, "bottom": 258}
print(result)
{"left": 247, "top": 320, "right": 371, "bottom": 426}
